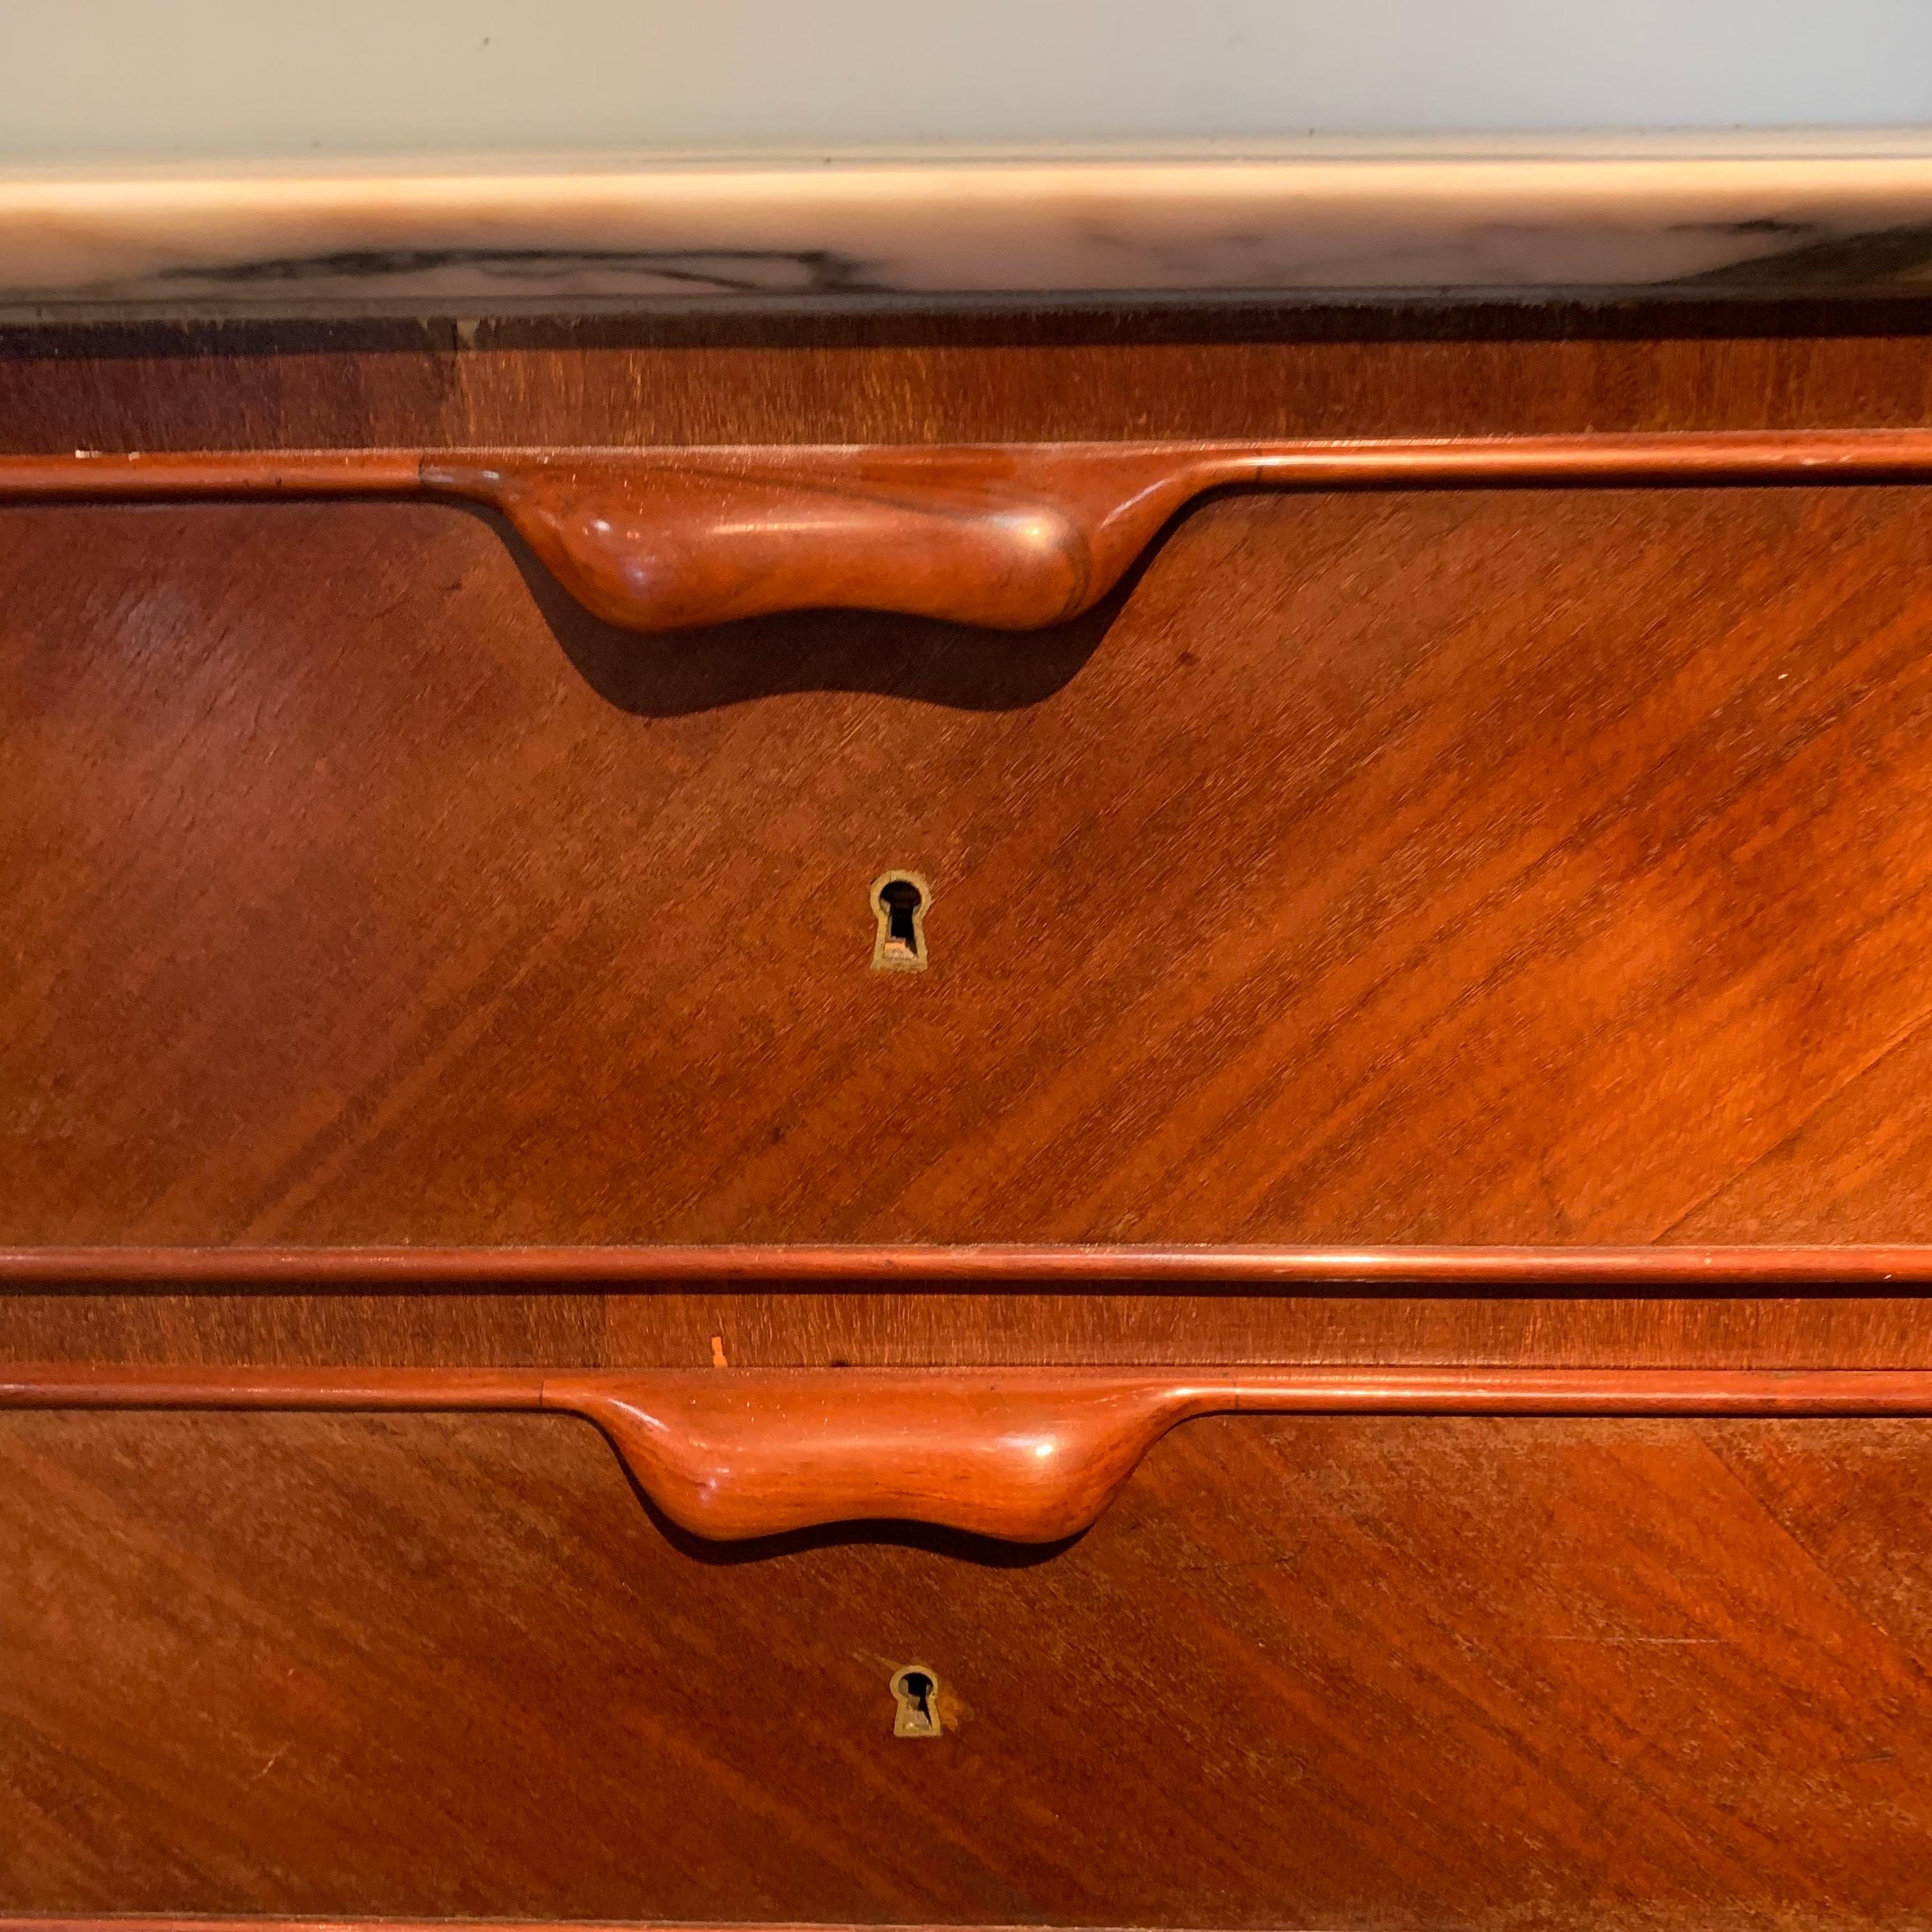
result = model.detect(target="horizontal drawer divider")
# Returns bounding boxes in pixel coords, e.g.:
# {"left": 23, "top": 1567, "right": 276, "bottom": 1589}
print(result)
{"left": 7, "top": 1243, "right": 1932, "bottom": 1287}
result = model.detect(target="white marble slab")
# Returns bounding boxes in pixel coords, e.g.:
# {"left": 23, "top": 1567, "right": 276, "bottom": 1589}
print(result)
{"left": 5, "top": 135, "right": 1932, "bottom": 318}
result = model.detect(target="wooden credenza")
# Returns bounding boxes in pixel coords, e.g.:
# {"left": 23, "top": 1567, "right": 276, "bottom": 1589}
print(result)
{"left": 10, "top": 300, "right": 1932, "bottom": 1929}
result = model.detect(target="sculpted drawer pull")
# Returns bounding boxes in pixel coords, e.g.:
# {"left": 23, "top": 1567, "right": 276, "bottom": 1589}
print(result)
{"left": 4, "top": 427, "right": 1932, "bottom": 636}
{"left": 6, "top": 1362, "right": 1932, "bottom": 1545}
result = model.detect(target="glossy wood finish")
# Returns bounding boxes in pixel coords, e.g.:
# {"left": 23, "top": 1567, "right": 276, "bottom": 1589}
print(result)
{"left": 6, "top": 1924, "right": 707, "bottom": 1932}
{"left": 15, "top": 1406, "right": 1932, "bottom": 1925}
{"left": 2, "top": 1924, "right": 809, "bottom": 1932}
{"left": 13, "top": 1242, "right": 1932, "bottom": 1285}
{"left": 11, "top": 429, "right": 1932, "bottom": 634}
{"left": 16, "top": 1360, "right": 1932, "bottom": 1540}
{"left": 20, "top": 317, "right": 1932, "bottom": 1254}
{"left": 15, "top": 1285, "right": 1932, "bottom": 1372}
{"left": 19, "top": 453, "right": 1932, "bottom": 1250}
{"left": 17, "top": 310, "right": 1932, "bottom": 1926}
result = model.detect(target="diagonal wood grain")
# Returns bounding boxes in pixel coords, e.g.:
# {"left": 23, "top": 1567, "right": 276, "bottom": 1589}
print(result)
{"left": 9, "top": 482, "right": 1932, "bottom": 1246}
{"left": 8, "top": 1413, "right": 1932, "bottom": 1926}
{"left": 13, "top": 310, "right": 1932, "bottom": 1928}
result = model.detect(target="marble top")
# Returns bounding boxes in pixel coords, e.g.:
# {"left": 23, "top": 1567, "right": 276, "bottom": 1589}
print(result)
{"left": 6, "top": 134, "right": 1932, "bottom": 318}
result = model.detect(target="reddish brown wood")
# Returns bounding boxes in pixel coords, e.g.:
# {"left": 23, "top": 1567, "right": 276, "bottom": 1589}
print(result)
{"left": 8, "top": 429, "right": 1932, "bottom": 633}
{"left": 0, "top": 1363, "right": 548, "bottom": 1409}
{"left": 0, "top": 1923, "right": 935, "bottom": 1932}
{"left": 0, "top": 1923, "right": 783, "bottom": 1932}
{"left": 9, "top": 1242, "right": 1932, "bottom": 1285}
{"left": 19, "top": 425, "right": 1932, "bottom": 1254}
{"left": 15, "top": 1404, "right": 1932, "bottom": 1924}
{"left": 19, "top": 1285, "right": 1932, "bottom": 1375}
{"left": 14, "top": 1360, "right": 1932, "bottom": 1540}
{"left": 17, "top": 316, "right": 1932, "bottom": 1926}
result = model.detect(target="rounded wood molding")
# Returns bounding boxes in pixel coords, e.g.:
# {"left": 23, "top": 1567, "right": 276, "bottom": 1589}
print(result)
{"left": 10, "top": 1360, "right": 1932, "bottom": 1543}
{"left": 8, "top": 427, "right": 1932, "bottom": 633}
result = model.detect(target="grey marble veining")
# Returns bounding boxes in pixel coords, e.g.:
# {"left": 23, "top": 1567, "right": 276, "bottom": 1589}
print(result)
{"left": 4, "top": 139, "right": 1932, "bottom": 318}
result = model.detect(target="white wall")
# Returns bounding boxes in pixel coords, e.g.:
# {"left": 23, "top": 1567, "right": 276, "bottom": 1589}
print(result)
{"left": 1, "top": 0, "right": 1928, "bottom": 163}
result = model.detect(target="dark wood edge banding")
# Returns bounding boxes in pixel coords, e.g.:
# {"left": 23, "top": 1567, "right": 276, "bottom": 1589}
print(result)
{"left": 10, "top": 1361, "right": 1932, "bottom": 1543}
{"left": 0, "top": 1924, "right": 1161, "bottom": 1932}
{"left": 0, "top": 1923, "right": 955, "bottom": 1932}
{"left": 6, "top": 1243, "right": 1932, "bottom": 1287}
{"left": 8, "top": 429, "right": 1932, "bottom": 634}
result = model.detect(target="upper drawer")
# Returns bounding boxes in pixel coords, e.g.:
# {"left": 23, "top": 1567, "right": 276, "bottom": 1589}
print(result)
{"left": 6, "top": 472, "right": 1932, "bottom": 1249}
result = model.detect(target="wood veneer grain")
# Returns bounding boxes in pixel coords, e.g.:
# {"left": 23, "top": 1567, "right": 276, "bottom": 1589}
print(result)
{"left": 11, "top": 476, "right": 1932, "bottom": 1252}
{"left": 17, "top": 1289, "right": 1932, "bottom": 1374}
{"left": 13, "top": 304, "right": 1932, "bottom": 1929}
{"left": 10, "top": 1406, "right": 1932, "bottom": 1925}
{"left": 14, "top": 322, "right": 1932, "bottom": 1254}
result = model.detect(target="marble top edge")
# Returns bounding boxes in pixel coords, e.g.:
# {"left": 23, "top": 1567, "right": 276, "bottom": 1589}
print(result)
{"left": 6, "top": 128, "right": 1932, "bottom": 315}
{"left": 6, "top": 128, "right": 1932, "bottom": 186}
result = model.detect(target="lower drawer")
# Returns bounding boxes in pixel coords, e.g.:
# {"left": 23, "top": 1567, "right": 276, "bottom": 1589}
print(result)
{"left": 7, "top": 1403, "right": 1932, "bottom": 1929}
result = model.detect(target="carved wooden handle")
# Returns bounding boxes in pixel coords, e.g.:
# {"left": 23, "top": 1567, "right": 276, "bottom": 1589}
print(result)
{"left": 8, "top": 1363, "right": 1932, "bottom": 1543}
{"left": 5, "top": 429, "right": 1932, "bottom": 634}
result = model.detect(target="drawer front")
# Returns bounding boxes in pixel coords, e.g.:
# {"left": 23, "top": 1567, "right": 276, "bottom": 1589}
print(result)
{"left": 8, "top": 473, "right": 1932, "bottom": 1250}
{"left": 10, "top": 316, "right": 1932, "bottom": 1932}
{"left": 8, "top": 1404, "right": 1932, "bottom": 1927}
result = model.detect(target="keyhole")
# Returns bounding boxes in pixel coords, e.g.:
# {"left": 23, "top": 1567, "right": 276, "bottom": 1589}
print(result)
{"left": 870, "top": 871, "right": 931, "bottom": 973}
{"left": 890, "top": 1664, "right": 942, "bottom": 1737}
{"left": 883, "top": 882, "right": 921, "bottom": 952}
